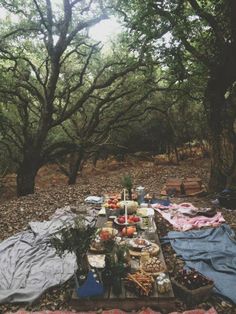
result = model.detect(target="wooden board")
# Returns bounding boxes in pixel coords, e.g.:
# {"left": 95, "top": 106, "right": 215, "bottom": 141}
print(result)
{"left": 70, "top": 215, "right": 175, "bottom": 312}
{"left": 70, "top": 294, "right": 175, "bottom": 313}
{"left": 129, "top": 242, "right": 160, "bottom": 257}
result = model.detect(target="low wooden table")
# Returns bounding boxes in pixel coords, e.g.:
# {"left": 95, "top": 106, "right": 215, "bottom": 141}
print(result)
{"left": 71, "top": 215, "right": 175, "bottom": 312}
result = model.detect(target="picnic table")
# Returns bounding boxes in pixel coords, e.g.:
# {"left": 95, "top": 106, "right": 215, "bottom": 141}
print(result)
{"left": 71, "top": 214, "right": 175, "bottom": 312}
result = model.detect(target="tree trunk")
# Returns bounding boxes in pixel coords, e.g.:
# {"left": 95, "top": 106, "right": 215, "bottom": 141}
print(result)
{"left": 92, "top": 151, "right": 100, "bottom": 167}
{"left": 17, "top": 157, "right": 40, "bottom": 196}
{"left": 167, "top": 145, "right": 171, "bottom": 161}
{"left": 225, "top": 86, "right": 236, "bottom": 188}
{"left": 224, "top": 134, "right": 236, "bottom": 188}
{"left": 208, "top": 126, "right": 236, "bottom": 192}
{"left": 68, "top": 150, "right": 84, "bottom": 185}
{"left": 226, "top": 161, "right": 236, "bottom": 188}
{"left": 188, "top": 142, "right": 192, "bottom": 155}
{"left": 208, "top": 141, "right": 227, "bottom": 192}
{"left": 174, "top": 145, "right": 179, "bottom": 164}
{"left": 204, "top": 75, "right": 236, "bottom": 192}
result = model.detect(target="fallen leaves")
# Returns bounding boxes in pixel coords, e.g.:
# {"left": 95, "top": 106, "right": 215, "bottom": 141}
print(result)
{"left": 0, "top": 158, "right": 235, "bottom": 313}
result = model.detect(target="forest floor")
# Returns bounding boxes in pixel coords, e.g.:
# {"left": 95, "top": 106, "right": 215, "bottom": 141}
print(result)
{"left": 0, "top": 157, "right": 236, "bottom": 314}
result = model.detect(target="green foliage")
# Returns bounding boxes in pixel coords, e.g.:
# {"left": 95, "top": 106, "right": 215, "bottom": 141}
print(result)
{"left": 102, "top": 243, "right": 130, "bottom": 295}
{"left": 50, "top": 216, "right": 96, "bottom": 269}
{"left": 116, "top": 0, "right": 236, "bottom": 191}
{"left": 0, "top": 0, "right": 161, "bottom": 195}
{"left": 121, "top": 174, "right": 133, "bottom": 191}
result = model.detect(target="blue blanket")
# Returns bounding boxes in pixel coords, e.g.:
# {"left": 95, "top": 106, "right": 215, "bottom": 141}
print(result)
{"left": 165, "top": 224, "right": 236, "bottom": 303}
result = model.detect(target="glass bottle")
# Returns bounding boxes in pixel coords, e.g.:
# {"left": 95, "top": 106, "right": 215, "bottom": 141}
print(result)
{"left": 136, "top": 186, "right": 145, "bottom": 204}
{"left": 101, "top": 254, "right": 113, "bottom": 288}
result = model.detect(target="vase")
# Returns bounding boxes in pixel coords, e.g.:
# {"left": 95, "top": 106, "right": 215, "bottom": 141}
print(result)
{"left": 76, "top": 254, "right": 88, "bottom": 283}
{"left": 112, "top": 277, "right": 122, "bottom": 296}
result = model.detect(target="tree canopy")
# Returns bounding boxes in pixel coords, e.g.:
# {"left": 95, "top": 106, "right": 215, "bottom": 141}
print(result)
{"left": 0, "top": 0, "right": 158, "bottom": 195}
{"left": 117, "top": 0, "right": 236, "bottom": 191}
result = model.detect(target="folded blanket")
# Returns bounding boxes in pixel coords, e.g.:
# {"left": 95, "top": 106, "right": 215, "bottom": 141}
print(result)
{"left": 153, "top": 203, "right": 224, "bottom": 231}
{"left": 85, "top": 196, "right": 103, "bottom": 204}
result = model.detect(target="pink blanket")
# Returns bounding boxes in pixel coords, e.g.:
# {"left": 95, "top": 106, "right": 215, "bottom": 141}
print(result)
{"left": 153, "top": 203, "right": 225, "bottom": 231}
{"left": 6, "top": 307, "right": 217, "bottom": 314}
{"left": 169, "top": 308, "right": 217, "bottom": 314}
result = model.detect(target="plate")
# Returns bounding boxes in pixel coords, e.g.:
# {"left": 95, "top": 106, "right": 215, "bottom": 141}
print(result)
{"left": 129, "top": 238, "right": 151, "bottom": 250}
{"left": 98, "top": 227, "right": 118, "bottom": 238}
{"left": 87, "top": 254, "right": 105, "bottom": 268}
{"left": 137, "top": 208, "right": 155, "bottom": 217}
{"left": 114, "top": 217, "right": 129, "bottom": 226}
{"left": 89, "top": 241, "right": 105, "bottom": 253}
{"left": 140, "top": 257, "right": 166, "bottom": 276}
{"left": 129, "top": 243, "right": 160, "bottom": 257}
{"left": 140, "top": 267, "right": 167, "bottom": 277}
{"left": 114, "top": 216, "right": 142, "bottom": 226}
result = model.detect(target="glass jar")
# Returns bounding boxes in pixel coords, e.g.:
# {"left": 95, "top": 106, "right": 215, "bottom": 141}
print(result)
{"left": 140, "top": 251, "right": 150, "bottom": 264}
{"left": 136, "top": 186, "right": 145, "bottom": 204}
{"left": 148, "top": 215, "right": 155, "bottom": 232}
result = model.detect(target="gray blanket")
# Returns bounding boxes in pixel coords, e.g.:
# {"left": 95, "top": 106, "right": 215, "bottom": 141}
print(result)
{"left": 165, "top": 224, "right": 236, "bottom": 303}
{"left": 0, "top": 207, "right": 77, "bottom": 303}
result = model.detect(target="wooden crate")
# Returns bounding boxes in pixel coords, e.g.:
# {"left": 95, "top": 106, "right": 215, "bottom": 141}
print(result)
{"left": 183, "top": 182, "right": 201, "bottom": 189}
{"left": 166, "top": 179, "right": 183, "bottom": 190}
{"left": 172, "top": 279, "right": 213, "bottom": 306}
{"left": 183, "top": 178, "right": 204, "bottom": 196}
{"left": 185, "top": 177, "right": 202, "bottom": 184}
{"left": 165, "top": 179, "right": 184, "bottom": 195}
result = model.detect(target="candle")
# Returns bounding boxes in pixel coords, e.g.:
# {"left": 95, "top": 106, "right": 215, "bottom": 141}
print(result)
{"left": 124, "top": 188, "right": 128, "bottom": 225}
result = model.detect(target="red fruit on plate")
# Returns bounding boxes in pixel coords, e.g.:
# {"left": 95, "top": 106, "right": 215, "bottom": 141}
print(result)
{"left": 118, "top": 217, "right": 125, "bottom": 224}
{"left": 133, "top": 216, "right": 140, "bottom": 222}
{"left": 129, "top": 215, "right": 135, "bottom": 222}
{"left": 100, "top": 230, "right": 111, "bottom": 240}
{"left": 122, "top": 226, "right": 136, "bottom": 237}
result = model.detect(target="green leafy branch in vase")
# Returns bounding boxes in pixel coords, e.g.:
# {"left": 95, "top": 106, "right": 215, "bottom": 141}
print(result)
{"left": 50, "top": 216, "right": 96, "bottom": 275}
{"left": 121, "top": 174, "right": 133, "bottom": 200}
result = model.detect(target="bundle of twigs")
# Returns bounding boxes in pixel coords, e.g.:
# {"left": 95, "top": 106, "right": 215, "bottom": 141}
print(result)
{"left": 124, "top": 270, "right": 154, "bottom": 296}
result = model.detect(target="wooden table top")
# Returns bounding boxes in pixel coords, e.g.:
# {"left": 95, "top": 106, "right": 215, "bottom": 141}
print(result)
{"left": 71, "top": 214, "right": 175, "bottom": 313}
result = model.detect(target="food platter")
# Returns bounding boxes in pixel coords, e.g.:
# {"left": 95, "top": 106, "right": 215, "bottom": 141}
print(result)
{"left": 114, "top": 215, "right": 142, "bottom": 226}
{"left": 129, "top": 242, "right": 160, "bottom": 257}
{"left": 129, "top": 238, "right": 151, "bottom": 250}
{"left": 98, "top": 227, "right": 118, "bottom": 239}
{"left": 114, "top": 217, "right": 130, "bottom": 226}
{"left": 90, "top": 227, "right": 118, "bottom": 253}
{"left": 140, "top": 256, "right": 166, "bottom": 276}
